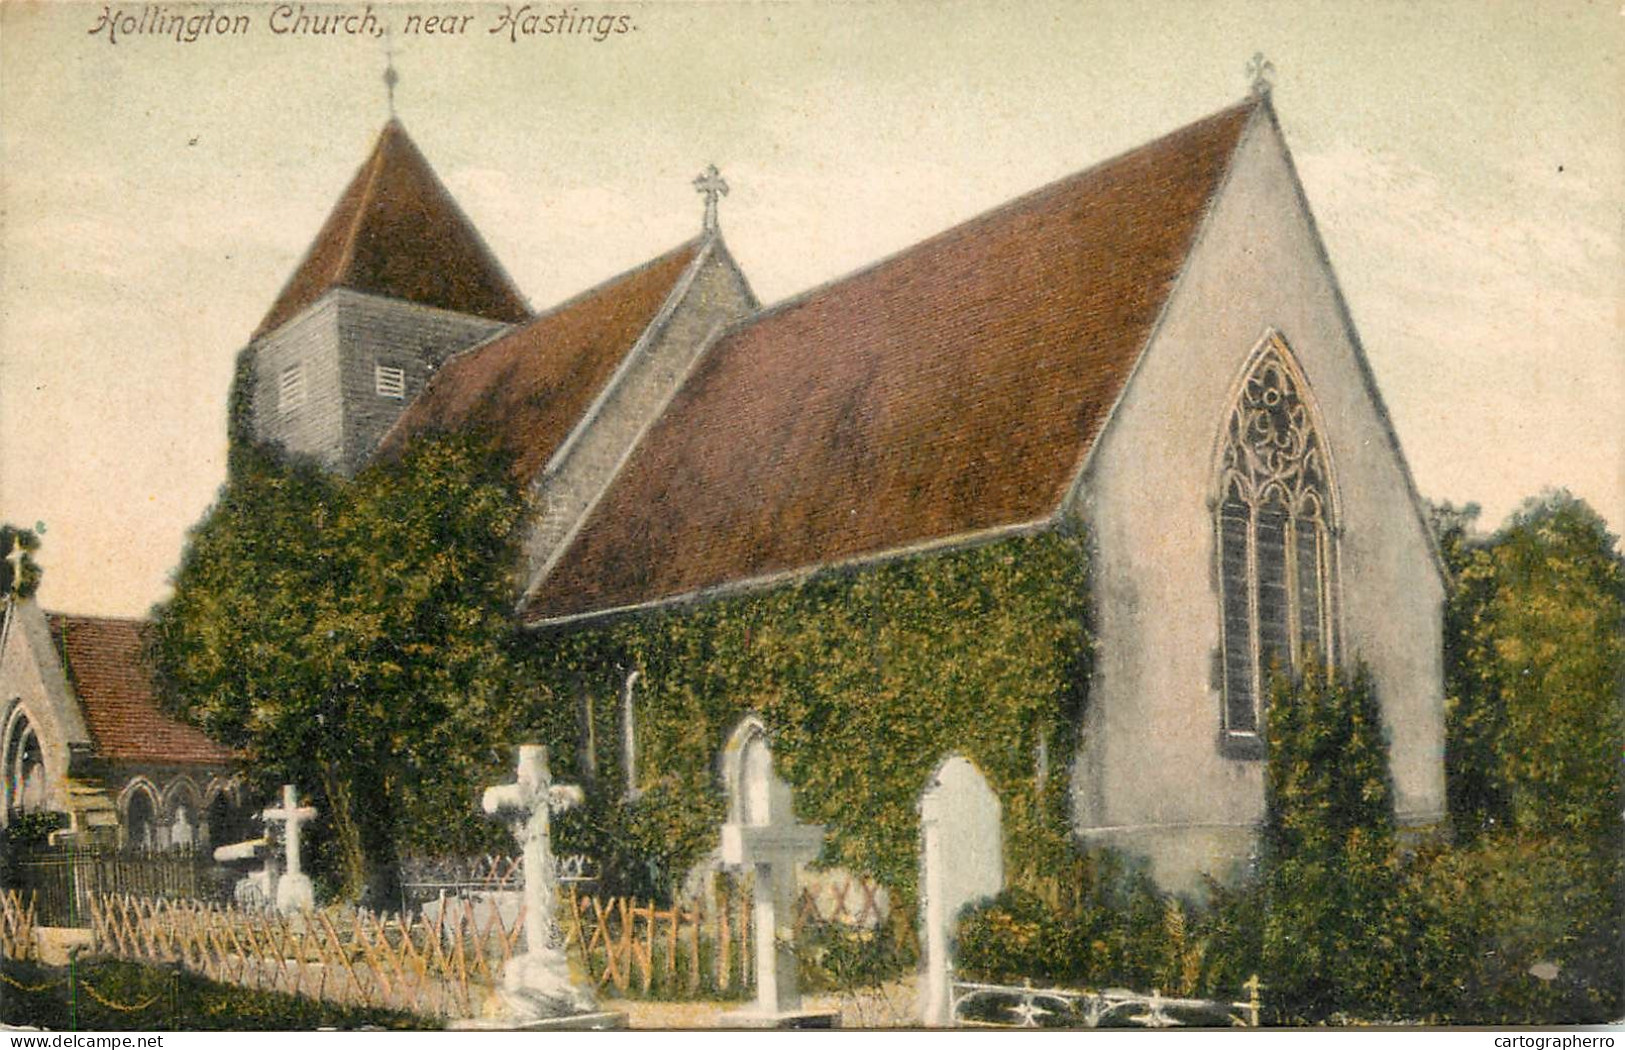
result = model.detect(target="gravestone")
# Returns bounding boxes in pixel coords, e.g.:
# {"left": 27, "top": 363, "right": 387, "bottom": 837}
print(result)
{"left": 262, "top": 784, "right": 317, "bottom": 914}
{"left": 717, "top": 715, "right": 836, "bottom": 1028}
{"left": 917, "top": 755, "right": 1003, "bottom": 1027}
{"left": 212, "top": 835, "right": 276, "bottom": 908}
{"left": 452, "top": 744, "right": 624, "bottom": 1030}
{"left": 169, "top": 805, "right": 194, "bottom": 849}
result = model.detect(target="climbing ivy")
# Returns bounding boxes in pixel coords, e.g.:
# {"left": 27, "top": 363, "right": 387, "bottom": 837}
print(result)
{"left": 524, "top": 529, "right": 1093, "bottom": 907}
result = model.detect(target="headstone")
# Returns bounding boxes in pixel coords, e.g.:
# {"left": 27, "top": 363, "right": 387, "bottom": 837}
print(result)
{"left": 169, "top": 805, "right": 194, "bottom": 849}
{"left": 213, "top": 836, "right": 276, "bottom": 909}
{"left": 262, "top": 784, "right": 317, "bottom": 914}
{"left": 917, "top": 755, "right": 1003, "bottom": 1027}
{"left": 717, "top": 716, "right": 836, "bottom": 1028}
{"left": 453, "top": 745, "right": 624, "bottom": 1030}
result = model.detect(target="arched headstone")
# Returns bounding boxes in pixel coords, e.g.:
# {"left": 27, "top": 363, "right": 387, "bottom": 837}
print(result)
{"left": 918, "top": 755, "right": 1003, "bottom": 1026}
{"left": 717, "top": 715, "right": 835, "bottom": 1028}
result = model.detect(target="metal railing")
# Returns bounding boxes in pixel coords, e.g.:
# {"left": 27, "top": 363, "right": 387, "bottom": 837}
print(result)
{"left": 951, "top": 975, "right": 1262, "bottom": 1028}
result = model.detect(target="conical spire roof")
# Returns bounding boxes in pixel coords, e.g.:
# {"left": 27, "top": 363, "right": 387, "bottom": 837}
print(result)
{"left": 254, "top": 119, "right": 529, "bottom": 339}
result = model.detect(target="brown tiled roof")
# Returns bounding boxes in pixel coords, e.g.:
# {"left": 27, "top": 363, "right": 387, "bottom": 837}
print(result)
{"left": 254, "top": 119, "right": 529, "bottom": 339}
{"left": 46, "top": 615, "right": 236, "bottom": 767}
{"left": 524, "top": 100, "right": 1259, "bottom": 623}
{"left": 378, "top": 239, "right": 704, "bottom": 482}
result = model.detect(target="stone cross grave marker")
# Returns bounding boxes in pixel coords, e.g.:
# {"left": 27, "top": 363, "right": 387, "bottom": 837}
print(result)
{"left": 480, "top": 744, "right": 597, "bottom": 1022}
{"left": 718, "top": 716, "right": 834, "bottom": 1027}
{"left": 262, "top": 784, "right": 317, "bottom": 914}
{"left": 918, "top": 755, "right": 1003, "bottom": 1026}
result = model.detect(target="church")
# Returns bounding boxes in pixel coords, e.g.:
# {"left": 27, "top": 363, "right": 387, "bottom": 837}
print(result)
{"left": 0, "top": 597, "right": 246, "bottom": 848}
{"left": 10, "top": 83, "right": 1447, "bottom": 892}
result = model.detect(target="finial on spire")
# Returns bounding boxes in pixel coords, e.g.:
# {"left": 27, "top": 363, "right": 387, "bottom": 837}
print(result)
{"left": 383, "top": 28, "right": 400, "bottom": 119}
{"left": 1247, "top": 52, "right": 1275, "bottom": 97}
{"left": 693, "top": 164, "right": 728, "bottom": 234}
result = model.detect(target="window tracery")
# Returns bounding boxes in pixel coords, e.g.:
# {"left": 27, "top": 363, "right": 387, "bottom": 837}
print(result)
{"left": 1216, "top": 339, "right": 1337, "bottom": 748}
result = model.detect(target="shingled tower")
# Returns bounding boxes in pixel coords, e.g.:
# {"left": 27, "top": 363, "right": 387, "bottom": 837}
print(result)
{"left": 238, "top": 120, "right": 529, "bottom": 474}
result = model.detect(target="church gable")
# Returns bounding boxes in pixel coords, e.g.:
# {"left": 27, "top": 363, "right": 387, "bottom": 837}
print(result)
{"left": 1, "top": 600, "right": 94, "bottom": 818}
{"left": 521, "top": 99, "right": 1258, "bottom": 625}
{"left": 1067, "top": 94, "right": 1446, "bottom": 871}
{"left": 378, "top": 236, "right": 724, "bottom": 485}
{"left": 253, "top": 119, "right": 529, "bottom": 341}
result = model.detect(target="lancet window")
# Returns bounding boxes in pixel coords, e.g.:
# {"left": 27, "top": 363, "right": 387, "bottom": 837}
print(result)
{"left": 1216, "top": 339, "right": 1337, "bottom": 747}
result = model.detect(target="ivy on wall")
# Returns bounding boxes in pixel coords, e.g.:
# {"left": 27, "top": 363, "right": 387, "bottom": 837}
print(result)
{"left": 524, "top": 528, "right": 1094, "bottom": 906}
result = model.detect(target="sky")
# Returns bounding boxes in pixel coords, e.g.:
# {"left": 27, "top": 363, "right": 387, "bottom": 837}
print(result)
{"left": 1, "top": 0, "right": 1621, "bottom": 617}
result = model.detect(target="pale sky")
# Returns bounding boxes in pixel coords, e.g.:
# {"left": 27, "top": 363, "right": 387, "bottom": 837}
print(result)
{"left": 2, "top": 0, "right": 1621, "bottom": 617}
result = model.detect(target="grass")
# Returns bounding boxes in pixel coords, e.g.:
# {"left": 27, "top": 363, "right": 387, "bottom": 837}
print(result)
{"left": 0, "top": 956, "right": 438, "bottom": 1031}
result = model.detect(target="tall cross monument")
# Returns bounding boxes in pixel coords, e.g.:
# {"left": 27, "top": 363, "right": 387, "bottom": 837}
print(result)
{"left": 262, "top": 784, "right": 317, "bottom": 913}
{"left": 478, "top": 745, "right": 605, "bottom": 1024}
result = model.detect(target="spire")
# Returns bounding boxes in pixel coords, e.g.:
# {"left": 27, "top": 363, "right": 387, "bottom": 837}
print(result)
{"left": 693, "top": 164, "right": 728, "bottom": 234}
{"left": 254, "top": 121, "right": 529, "bottom": 339}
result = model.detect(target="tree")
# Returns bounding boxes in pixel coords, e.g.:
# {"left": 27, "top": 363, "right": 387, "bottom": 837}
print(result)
{"left": 1258, "top": 661, "right": 1399, "bottom": 1022}
{"left": 150, "top": 435, "right": 540, "bottom": 904}
{"left": 1440, "top": 492, "right": 1624, "bottom": 849}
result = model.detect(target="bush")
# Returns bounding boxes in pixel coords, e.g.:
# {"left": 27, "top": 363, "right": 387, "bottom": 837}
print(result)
{"left": 956, "top": 853, "right": 1224, "bottom": 998}
{"left": 1392, "top": 835, "right": 1622, "bottom": 1024}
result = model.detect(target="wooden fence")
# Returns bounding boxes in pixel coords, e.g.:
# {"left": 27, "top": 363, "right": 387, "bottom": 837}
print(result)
{"left": 62, "top": 866, "right": 896, "bottom": 1019}
{"left": 1, "top": 889, "right": 38, "bottom": 961}
{"left": 86, "top": 892, "right": 520, "bottom": 1020}
{"left": 561, "top": 872, "right": 890, "bottom": 999}
{"left": 564, "top": 885, "right": 751, "bottom": 998}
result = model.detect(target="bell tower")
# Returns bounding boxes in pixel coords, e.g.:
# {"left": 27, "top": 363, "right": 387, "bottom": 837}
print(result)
{"left": 236, "top": 118, "right": 529, "bottom": 474}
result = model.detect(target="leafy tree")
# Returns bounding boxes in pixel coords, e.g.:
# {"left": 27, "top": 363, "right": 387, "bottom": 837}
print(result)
{"left": 150, "top": 435, "right": 539, "bottom": 904}
{"left": 1257, "top": 662, "right": 1399, "bottom": 1022}
{"left": 1440, "top": 491, "right": 1624, "bottom": 848}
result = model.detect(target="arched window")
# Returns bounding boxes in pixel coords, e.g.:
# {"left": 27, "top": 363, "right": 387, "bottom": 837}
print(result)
{"left": 4, "top": 707, "right": 47, "bottom": 819}
{"left": 1216, "top": 338, "right": 1337, "bottom": 750}
{"left": 122, "top": 784, "right": 158, "bottom": 852}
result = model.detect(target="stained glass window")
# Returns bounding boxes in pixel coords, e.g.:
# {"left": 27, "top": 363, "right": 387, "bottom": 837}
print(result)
{"left": 1215, "top": 339, "right": 1336, "bottom": 745}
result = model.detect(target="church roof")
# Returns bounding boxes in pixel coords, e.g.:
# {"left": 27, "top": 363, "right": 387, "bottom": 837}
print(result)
{"left": 523, "top": 98, "right": 1259, "bottom": 624}
{"left": 46, "top": 614, "right": 237, "bottom": 767}
{"left": 253, "top": 119, "right": 530, "bottom": 340}
{"left": 377, "top": 238, "right": 706, "bottom": 482}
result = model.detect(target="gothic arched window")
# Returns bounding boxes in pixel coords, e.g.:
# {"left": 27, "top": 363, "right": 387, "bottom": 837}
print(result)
{"left": 4, "top": 708, "right": 47, "bottom": 819}
{"left": 1216, "top": 338, "right": 1337, "bottom": 749}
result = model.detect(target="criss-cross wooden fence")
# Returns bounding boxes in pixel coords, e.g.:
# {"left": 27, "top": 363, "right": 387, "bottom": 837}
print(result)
{"left": 86, "top": 892, "right": 524, "bottom": 1019}
{"left": 563, "top": 885, "right": 750, "bottom": 998}
{"left": 69, "top": 864, "right": 896, "bottom": 1017}
{"left": 1, "top": 890, "right": 39, "bottom": 961}
{"left": 561, "top": 871, "right": 890, "bottom": 999}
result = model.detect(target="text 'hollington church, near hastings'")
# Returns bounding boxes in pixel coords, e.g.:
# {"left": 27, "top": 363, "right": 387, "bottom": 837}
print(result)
{"left": 2, "top": 74, "right": 1446, "bottom": 892}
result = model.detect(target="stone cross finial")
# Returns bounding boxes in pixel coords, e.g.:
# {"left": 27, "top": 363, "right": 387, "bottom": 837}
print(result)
{"left": 1247, "top": 52, "right": 1275, "bottom": 97}
{"left": 693, "top": 164, "right": 729, "bottom": 233}
{"left": 481, "top": 744, "right": 594, "bottom": 1022}
{"left": 2, "top": 541, "right": 25, "bottom": 598}
{"left": 261, "top": 784, "right": 318, "bottom": 913}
